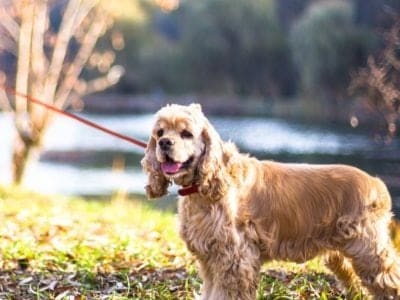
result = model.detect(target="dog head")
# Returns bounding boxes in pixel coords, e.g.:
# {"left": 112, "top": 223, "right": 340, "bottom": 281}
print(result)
{"left": 141, "top": 103, "right": 229, "bottom": 199}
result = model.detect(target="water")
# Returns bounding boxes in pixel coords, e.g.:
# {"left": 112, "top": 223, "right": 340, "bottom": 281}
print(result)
{"left": 0, "top": 112, "right": 398, "bottom": 207}
{"left": 214, "top": 117, "right": 370, "bottom": 155}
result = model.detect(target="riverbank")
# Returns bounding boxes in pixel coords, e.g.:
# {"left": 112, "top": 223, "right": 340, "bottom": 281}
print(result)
{"left": 0, "top": 185, "right": 353, "bottom": 299}
{"left": 82, "top": 93, "right": 272, "bottom": 116}
{"left": 82, "top": 93, "right": 381, "bottom": 128}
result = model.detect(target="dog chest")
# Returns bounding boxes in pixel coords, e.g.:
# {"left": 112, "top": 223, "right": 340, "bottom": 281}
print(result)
{"left": 178, "top": 197, "right": 236, "bottom": 257}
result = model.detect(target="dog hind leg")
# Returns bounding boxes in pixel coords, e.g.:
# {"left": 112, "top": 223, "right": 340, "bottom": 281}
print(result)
{"left": 342, "top": 220, "right": 400, "bottom": 299}
{"left": 325, "top": 251, "right": 363, "bottom": 298}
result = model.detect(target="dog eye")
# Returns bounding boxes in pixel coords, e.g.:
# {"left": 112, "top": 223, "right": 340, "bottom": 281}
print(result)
{"left": 156, "top": 129, "right": 164, "bottom": 137}
{"left": 181, "top": 130, "right": 193, "bottom": 139}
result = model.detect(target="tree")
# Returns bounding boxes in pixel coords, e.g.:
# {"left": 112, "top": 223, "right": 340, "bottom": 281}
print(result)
{"left": 350, "top": 17, "right": 400, "bottom": 141}
{"left": 0, "top": 0, "right": 124, "bottom": 184}
{"left": 289, "top": 0, "right": 372, "bottom": 118}
{"left": 178, "top": 0, "right": 293, "bottom": 96}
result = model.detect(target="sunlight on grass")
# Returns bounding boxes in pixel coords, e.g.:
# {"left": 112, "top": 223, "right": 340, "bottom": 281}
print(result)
{"left": 0, "top": 185, "right": 196, "bottom": 298}
{"left": 0, "top": 185, "right": 362, "bottom": 299}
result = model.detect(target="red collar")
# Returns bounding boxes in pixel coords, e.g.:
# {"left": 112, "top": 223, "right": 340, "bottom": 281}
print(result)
{"left": 178, "top": 184, "right": 199, "bottom": 196}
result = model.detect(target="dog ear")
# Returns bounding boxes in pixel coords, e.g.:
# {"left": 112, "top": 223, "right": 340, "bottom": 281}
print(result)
{"left": 141, "top": 136, "right": 170, "bottom": 199}
{"left": 197, "top": 119, "right": 228, "bottom": 201}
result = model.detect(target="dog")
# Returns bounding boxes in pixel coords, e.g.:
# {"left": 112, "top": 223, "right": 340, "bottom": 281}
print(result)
{"left": 141, "top": 103, "right": 400, "bottom": 299}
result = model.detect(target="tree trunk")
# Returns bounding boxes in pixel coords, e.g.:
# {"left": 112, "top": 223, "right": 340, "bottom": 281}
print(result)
{"left": 11, "top": 132, "right": 38, "bottom": 185}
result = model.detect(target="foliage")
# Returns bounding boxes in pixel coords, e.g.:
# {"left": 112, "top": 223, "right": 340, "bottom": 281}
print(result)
{"left": 176, "top": 0, "right": 294, "bottom": 96}
{"left": 100, "top": 0, "right": 148, "bottom": 22}
{"left": 113, "top": 0, "right": 295, "bottom": 97}
{"left": 289, "top": 0, "right": 373, "bottom": 99}
{"left": 99, "top": 0, "right": 400, "bottom": 120}
{"left": 350, "top": 17, "right": 400, "bottom": 140}
{"left": 0, "top": 186, "right": 360, "bottom": 299}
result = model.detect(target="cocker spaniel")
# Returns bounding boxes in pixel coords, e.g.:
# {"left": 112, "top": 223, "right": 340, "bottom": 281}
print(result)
{"left": 141, "top": 103, "right": 400, "bottom": 299}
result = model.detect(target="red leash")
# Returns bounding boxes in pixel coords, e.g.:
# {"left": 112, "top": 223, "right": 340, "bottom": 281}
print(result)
{"left": 1, "top": 86, "right": 148, "bottom": 149}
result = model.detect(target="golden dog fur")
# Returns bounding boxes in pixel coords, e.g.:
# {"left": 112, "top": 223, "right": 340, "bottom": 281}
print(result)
{"left": 142, "top": 103, "right": 400, "bottom": 299}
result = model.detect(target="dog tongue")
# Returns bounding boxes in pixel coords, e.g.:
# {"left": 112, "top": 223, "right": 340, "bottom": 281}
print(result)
{"left": 161, "top": 162, "right": 182, "bottom": 174}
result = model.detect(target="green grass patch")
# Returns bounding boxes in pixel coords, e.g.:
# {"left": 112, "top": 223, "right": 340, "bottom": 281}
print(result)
{"left": 0, "top": 186, "right": 356, "bottom": 299}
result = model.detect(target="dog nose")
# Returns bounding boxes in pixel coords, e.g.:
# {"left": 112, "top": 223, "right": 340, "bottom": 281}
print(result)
{"left": 159, "top": 138, "right": 174, "bottom": 151}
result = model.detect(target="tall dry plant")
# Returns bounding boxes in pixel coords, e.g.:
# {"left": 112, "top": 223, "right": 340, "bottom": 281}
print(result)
{"left": 350, "top": 17, "right": 400, "bottom": 141}
{"left": 0, "top": 0, "right": 124, "bottom": 184}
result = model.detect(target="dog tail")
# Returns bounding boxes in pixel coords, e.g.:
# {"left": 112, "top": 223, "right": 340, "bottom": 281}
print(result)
{"left": 368, "top": 177, "right": 392, "bottom": 218}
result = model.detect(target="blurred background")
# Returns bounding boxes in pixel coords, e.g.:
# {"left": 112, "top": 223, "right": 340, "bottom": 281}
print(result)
{"left": 1, "top": 0, "right": 400, "bottom": 214}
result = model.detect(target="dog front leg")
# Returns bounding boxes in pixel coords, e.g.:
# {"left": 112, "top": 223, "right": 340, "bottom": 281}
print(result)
{"left": 206, "top": 267, "right": 259, "bottom": 300}
{"left": 202, "top": 253, "right": 260, "bottom": 300}
{"left": 195, "top": 260, "right": 214, "bottom": 300}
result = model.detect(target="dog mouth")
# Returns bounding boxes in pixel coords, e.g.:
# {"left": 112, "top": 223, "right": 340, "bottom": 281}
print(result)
{"left": 160, "top": 155, "right": 194, "bottom": 175}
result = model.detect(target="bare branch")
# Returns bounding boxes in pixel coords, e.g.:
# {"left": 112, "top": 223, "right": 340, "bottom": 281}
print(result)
{"left": 0, "top": 90, "right": 11, "bottom": 111}
{"left": 0, "top": 70, "right": 11, "bottom": 111}
{"left": 0, "top": 31, "right": 16, "bottom": 53}
{"left": 71, "top": 0, "right": 100, "bottom": 34}
{"left": 55, "top": 7, "right": 107, "bottom": 108}
{"left": 42, "top": 0, "right": 97, "bottom": 106}
{"left": 31, "top": 0, "right": 49, "bottom": 82}
{"left": 0, "top": 6, "right": 20, "bottom": 42}
{"left": 30, "top": 0, "right": 50, "bottom": 125}
{"left": 15, "top": 1, "right": 34, "bottom": 117}
{"left": 74, "top": 65, "right": 124, "bottom": 95}
{"left": 350, "top": 17, "right": 400, "bottom": 138}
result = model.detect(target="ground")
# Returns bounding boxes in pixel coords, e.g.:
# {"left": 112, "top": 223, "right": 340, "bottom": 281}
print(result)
{"left": 0, "top": 186, "right": 377, "bottom": 299}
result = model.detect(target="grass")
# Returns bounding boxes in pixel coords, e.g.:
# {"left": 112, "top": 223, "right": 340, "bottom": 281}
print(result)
{"left": 0, "top": 185, "right": 368, "bottom": 299}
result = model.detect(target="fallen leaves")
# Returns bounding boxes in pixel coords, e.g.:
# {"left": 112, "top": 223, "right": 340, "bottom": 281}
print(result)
{"left": 0, "top": 267, "right": 194, "bottom": 299}
{"left": 0, "top": 187, "right": 196, "bottom": 298}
